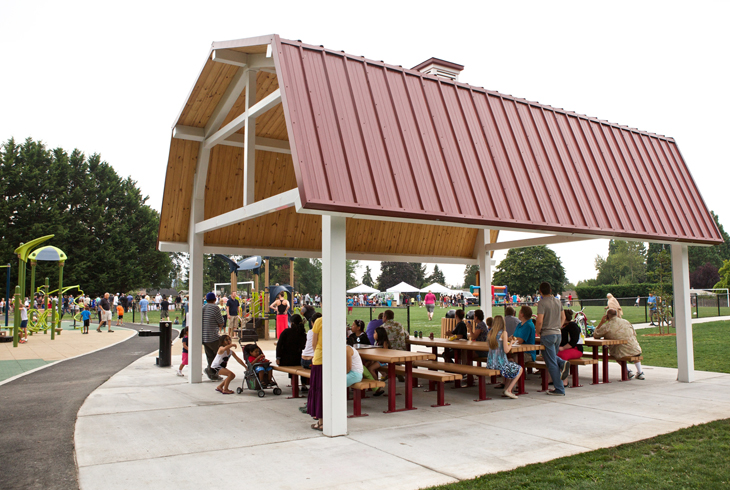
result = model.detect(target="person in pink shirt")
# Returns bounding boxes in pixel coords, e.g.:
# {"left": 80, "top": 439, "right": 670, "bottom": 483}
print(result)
{"left": 424, "top": 290, "right": 437, "bottom": 321}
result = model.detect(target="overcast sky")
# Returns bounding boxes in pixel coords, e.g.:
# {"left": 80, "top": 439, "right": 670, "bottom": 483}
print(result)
{"left": 2, "top": 0, "right": 728, "bottom": 288}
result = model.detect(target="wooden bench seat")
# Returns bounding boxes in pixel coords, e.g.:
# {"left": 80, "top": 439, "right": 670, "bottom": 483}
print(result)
{"left": 379, "top": 366, "right": 459, "bottom": 407}
{"left": 615, "top": 355, "right": 643, "bottom": 381}
{"left": 348, "top": 380, "right": 386, "bottom": 418}
{"left": 412, "top": 360, "right": 499, "bottom": 401}
{"left": 525, "top": 358, "right": 598, "bottom": 389}
{"left": 272, "top": 365, "right": 311, "bottom": 399}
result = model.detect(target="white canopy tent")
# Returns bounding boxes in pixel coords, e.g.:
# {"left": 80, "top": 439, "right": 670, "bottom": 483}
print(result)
{"left": 347, "top": 284, "right": 380, "bottom": 294}
{"left": 386, "top": 282, "right": 420, "bottom": 293}
{"left": 419, "top": 283, "right": 454, "bottom": 295}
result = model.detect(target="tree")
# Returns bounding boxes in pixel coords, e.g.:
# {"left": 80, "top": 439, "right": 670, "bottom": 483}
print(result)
{"left": 411, "top": 263, "right": 427, "bottom": 289}
{"left": 346, "top": 260, "right": 359, "bottom": 290}
{"left": 688, "top": 211, "right": 730, "bottom": 272}
{"left": 0, "top": 137, "right": 173, "bottom": 294}
{"left": 690, "top": 263, "right": 720, "bottom": 290}
{"left": 427, "top": 265, "right": 446, "bottom": 286}
{"left": 492, "top": 246, "right": 566, "bottom": 296}
{"left": 462, "top": 264, "right": 479, "bottom": 289}
{"left": 362, "top": 265, "right": 375, "bottom": 287}
{"left": 293, "top": 258, "right": 322, "bottom": 295}
{"left": 594, "top": 240, "right": 647, "bottom": 285}
{"left": 377, "top": 262, "right": 420, "bottom": 291}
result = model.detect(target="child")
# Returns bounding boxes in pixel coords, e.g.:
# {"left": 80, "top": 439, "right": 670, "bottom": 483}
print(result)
{"left": 486, "top": 316, "right": 523, "bottom": 399}
{"left": 18, "top": 302, "right": 29, "bottom": 343}
{"left": 211, "top": 335, "right": 245, "bottom": 394}
{"left": 116, "top": 304, "right": 124, "bottom": 326}
{"left": 247, "top": 345, "right": 274, "bottom": 387}
{"left": 81, "top": 306, "right": 91, "bottom": 334}
{"left": 177, "top": 327, "right": 188, "bottom": 376}
{"left": 365, "top": 327, "right": 390, "bottom": 396}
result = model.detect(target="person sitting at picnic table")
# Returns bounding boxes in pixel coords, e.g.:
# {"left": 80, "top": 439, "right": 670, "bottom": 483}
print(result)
{"left": 558, "top": 309, "right": 584, "bottom": 360}
{"left": 366, "top": 312, "right": 384, "bottom": 344}
{"left": 443, "top": 309, "right": 467, "bottom": 363}
{"left": 276, "top": 314, "right": 309, "bottom": 389}
{"left": 504, "top": 306, "right": 520, "bottom": 337}
{"left": 363, "top": 326, "right": 390, "bottom": 396}
{"left": 347, "top": 319, "right": 370, "bottom": 346}
{"left": 511, "top": 305, "right": 536, "bottom": 361}
{"left": 606, "top": 293, "right": 623, "bottom": 318}
{"left": 382, "top": 309, "right": 408, "bottom": 351}
{"left": 594, "top": 308, "right": 645, "bottom": 380}
{"left": 486, "top": 315, "right": 523, "bottom": 399}
{"left": 469, "top": 310, "right": 491, "bottom": 360}
{"left": 346, "top": 344, "right": 364, "bottom": 387}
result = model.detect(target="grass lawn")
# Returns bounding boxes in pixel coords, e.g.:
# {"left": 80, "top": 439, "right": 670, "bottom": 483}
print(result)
{"left": 427, "top": 418, "right": 730, "bottom": 490}
{"left": 637, "top": 320, "right": 730, "bottom": 374}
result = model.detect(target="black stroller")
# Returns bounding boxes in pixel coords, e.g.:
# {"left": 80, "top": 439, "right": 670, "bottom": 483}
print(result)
{"left": 237, "top": 342, "right": 282, "bottom": 398}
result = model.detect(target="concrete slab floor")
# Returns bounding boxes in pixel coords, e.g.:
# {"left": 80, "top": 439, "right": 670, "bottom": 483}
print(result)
{"left": 76, "top": 349, "right": 730, "bottom": 490}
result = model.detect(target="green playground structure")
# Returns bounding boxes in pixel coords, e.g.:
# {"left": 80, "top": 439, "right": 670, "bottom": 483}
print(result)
{"left": 9, "top": 235, "right": 76, "bottom": 347}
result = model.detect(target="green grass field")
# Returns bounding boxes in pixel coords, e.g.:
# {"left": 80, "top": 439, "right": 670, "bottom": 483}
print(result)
{"left": 428, "top": 418, "right": 730, "bottom": 490}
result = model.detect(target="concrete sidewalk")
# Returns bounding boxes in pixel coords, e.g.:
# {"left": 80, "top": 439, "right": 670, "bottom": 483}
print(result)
{"left": 75, "top": 347, "right": 730, "bottom": 490}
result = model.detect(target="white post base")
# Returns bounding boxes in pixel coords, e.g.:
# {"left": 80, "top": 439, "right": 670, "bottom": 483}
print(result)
{"left": 671, "top": 244, "right": 694, "bottom": 383}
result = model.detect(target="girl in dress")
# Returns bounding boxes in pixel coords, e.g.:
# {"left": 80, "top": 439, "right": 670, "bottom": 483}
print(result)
{"left": 486, "top": 316, "right": 523, "bottom": 399}
{"left": 270, "top": 291, "right": 290, "bottom": 339}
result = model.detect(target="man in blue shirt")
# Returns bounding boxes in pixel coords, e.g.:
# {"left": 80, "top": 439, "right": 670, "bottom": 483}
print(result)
{"left": 139, "top": 297, "right": 149, "bottom": 324}
{"left": 647, "top": 293, "right": 657, "bottom": 325}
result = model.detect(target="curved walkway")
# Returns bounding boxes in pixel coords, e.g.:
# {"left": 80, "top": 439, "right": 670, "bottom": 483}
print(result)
{"left": 0, "top": 324, "right": 176, "bottom": 490}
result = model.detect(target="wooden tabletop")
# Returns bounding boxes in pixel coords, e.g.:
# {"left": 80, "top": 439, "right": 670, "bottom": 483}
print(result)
{"left": 408, "top": 338, "right": 544, "bottom": 353}
{"left": 357, "top": 348, "right": 436, "bottom": 363}
{"left": 408, "top": 338, "right": 491, "bottom": 351}
{"left": 584, "top": 338, "right": 629, "bottom": 346}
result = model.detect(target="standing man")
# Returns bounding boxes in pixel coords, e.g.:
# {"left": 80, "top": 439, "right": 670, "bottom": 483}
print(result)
{"left": 535, "top": 282, "right": 569, "bottom": 396}
{"left": 139, "top": 295, "right": 149, "bottom": 324}
{"left": 160, "top": 295, "right": 170, "bottom": 320}
{"left": 203, "top": 292, "right": 224, "bottom": 380}
{"left": 424, "top": 290, "right": 436, "bottom": 321}
{"left": 227, "top": 293, "right": 240, "bottom": 337}
{"left": 97, "top": 293, "right": 114, "bottom": 333}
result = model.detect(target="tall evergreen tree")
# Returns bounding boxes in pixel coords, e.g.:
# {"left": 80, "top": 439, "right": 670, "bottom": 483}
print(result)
{"left": 463, "top": 264, "right": 479, "bottom": 288}
{"left": 0, "top": 137, "right": 173, "bottom": 294}
{"left": 362, "top": 265, "right": 375, "bottom": 287}
{"left": 377, "top": 262, "right": 419, "bottom": 291}
{"left": 293, "top": 258, "right": 322, "bottom": 295}
{"left": 427, "top": 265, "right": 447, "bottom": 285}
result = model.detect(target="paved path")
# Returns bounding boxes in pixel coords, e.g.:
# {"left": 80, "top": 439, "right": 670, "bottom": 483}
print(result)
{"left": 0, "top": 323, "right": 175, "bottom": 490}
{"left": 76, "top": 347, "right": 730, "bottom": 490}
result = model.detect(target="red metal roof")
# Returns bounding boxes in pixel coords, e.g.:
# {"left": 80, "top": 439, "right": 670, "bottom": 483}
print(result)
{"left": 273, "top": 37, "right": 722, "bottom": 245}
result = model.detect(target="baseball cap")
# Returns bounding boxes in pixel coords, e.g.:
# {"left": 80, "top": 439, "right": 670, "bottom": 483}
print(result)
{"left": 206, "top": 292, "right": 217, "bottom": 303}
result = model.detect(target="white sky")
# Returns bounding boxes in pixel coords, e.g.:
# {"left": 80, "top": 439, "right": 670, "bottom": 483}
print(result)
{"left": 2, "top": 0, "right": 728, "bottom": 288}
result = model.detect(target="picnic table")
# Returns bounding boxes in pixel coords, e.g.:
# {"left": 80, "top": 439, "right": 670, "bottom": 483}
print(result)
{"left": 357, "top": 348, "right": 435, "bottom": 413}
{"left": 584, "top": 338, "right": 629, "bottom": 384}
{"left": 408, "top": 338, "right": 543, "bottom": 395}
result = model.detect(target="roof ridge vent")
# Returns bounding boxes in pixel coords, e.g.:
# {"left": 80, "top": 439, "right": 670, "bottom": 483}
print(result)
{"left": 412, "top": 57, "right": 464, "bottom": 82}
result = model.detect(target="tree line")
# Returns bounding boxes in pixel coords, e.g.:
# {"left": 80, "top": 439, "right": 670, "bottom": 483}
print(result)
{"left": 0, "top": 137, "right": 175, "bottom": 295}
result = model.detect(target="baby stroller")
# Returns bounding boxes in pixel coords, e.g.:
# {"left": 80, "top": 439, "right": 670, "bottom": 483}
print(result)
{"left": 237, "top": 342, "right": 282, "bottom": 398}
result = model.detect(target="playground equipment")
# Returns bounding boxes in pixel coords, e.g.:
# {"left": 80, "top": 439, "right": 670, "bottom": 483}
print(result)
{"left": 1, "top": 264, "right": 9, "bottom": 327}
{"left": 11, "top": 236, "right": 70, "bottom": 347}
{"left": 492, "top": 285, "right": 509, "bottom": 303}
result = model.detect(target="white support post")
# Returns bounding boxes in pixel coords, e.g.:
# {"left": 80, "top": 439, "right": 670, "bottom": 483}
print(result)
{"left": 321, "top": 215, "right": 347, "bottom": 437}
{"left": 243, "top": 69, "right": 258, "bottom": 205}
{"left": 477, "top": 229, "right": 492, "bottom": 318}
{"left": 671, "top": 244, "right": 694, "bottom": 382}
{"left": 188, "top": 196, "right": 204, "bottom": 384}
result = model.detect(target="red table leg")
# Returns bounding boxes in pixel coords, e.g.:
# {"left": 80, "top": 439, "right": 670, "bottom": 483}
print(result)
{"left": 474, "top": 375, "right": 491, "bottom": 402}
{"left": 432, "top": 382, "right": 449, "bottom": 407}
{"left": 516, "top": 352, "right": 528, "bottom": 395}
{"left": 404, "top": 362, "right": 415, "bottom": 410}
{"left": 591, "top": 346, "right": 600, "bottom": 385}
{"left": 538, "top": 369, "right": 549, "bottom": 392}
{"left": 384, "top": 363, "right": 397, "bottom": 413}
{"left": 619, "top": 361, "right": 629, "bottom": 381}
{"left": 602, "top": 346, "right": 611, "bottom": 384}
{"left": 287, "top": 374, "right": 300, "bottom": 399}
